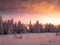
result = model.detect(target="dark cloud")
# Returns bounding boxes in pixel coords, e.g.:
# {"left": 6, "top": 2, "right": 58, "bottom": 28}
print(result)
{"left": 0, "top": 0, "right": 60, "bottom": 13}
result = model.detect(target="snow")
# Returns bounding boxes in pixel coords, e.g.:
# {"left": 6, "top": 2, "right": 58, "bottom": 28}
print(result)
{"left": 0, "top": 33, "right": 60, "bottom": 45}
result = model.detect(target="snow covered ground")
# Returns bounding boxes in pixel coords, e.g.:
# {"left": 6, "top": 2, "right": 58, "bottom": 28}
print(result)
{"left": 0, "top": 33, "right": 60, "bottom": 45}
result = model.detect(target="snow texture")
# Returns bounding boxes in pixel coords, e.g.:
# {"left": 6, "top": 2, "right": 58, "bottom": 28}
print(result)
{"left": 0, "top": 33, "right": 60, "bottom": 45}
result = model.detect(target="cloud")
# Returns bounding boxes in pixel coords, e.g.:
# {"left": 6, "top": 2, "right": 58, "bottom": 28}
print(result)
{"left": 0, "top": 0, "right": 60, "bottom": 13}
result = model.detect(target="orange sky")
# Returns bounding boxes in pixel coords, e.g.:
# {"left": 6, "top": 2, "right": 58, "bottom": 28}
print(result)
{"left": 1, "top": 0, "right": 60, "bottom": 25}
{"left": 2, "top": 12, "right": 60, "bottom": 25}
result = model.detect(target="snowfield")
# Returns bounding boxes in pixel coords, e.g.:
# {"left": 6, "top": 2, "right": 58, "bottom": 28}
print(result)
{"left": 0, "top": 33, "right": 60, "bottom": 45}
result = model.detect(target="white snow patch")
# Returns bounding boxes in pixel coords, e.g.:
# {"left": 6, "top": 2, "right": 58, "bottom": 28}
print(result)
{"left": 0, "top": 33, "right": 60, "bottom": 45}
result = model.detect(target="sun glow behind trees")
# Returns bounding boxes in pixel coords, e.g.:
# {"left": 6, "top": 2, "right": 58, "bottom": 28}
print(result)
{"left": 2, "top": 12, "right": 60, "bottom": 25}
{"left": 1, "top": 0, "right": 60, "bottom": 25}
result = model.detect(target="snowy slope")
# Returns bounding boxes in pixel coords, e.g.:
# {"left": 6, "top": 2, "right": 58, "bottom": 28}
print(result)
{"left": 0, "top": 33, "right": 60, "bottom": 45}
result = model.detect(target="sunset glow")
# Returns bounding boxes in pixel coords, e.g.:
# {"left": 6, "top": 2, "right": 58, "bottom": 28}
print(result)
{"left": 0, "top": 0, "right": 60, "bottom": 25}
{"left": 1, "top": 12, "right": 60, "bottom": 25}
{"left": 1, "top": 0, "right": 60, "bottom": 45}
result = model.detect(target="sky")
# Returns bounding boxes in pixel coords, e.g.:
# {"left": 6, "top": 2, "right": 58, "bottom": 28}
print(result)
{"left": 0, "top": 0, "right": 60, "bottom": 24}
